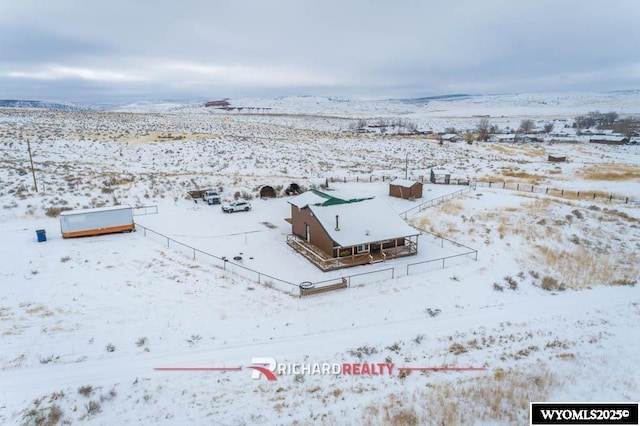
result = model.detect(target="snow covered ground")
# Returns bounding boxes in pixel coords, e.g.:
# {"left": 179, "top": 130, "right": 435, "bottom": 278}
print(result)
{"left": 0, "top": 93, "right": 639, "bottom": 424}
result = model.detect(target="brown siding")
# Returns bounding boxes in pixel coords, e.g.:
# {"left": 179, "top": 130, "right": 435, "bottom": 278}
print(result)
{"left": 291, "top": 206, "right": 335, "bottom": 256}
{"left": 389, "top": 183, "right": 423, "bottom": 199}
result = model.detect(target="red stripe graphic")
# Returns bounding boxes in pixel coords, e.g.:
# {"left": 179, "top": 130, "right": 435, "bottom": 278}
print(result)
{"left": 397, "top": 367, "right": 487, "bottom": 371}
{"left": 154, "top": 367, "right": 242, "bottom": 371}
{"left": 247, "top": 366, "right": 278, "bottom": 381}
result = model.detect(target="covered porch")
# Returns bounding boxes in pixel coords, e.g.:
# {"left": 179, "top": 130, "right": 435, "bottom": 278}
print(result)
{"left": 287, "top": 234, "right": 419, "bottom": 271}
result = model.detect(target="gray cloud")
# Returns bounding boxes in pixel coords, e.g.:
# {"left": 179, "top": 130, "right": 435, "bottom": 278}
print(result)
{"left": 0, "top": 0, "right": 639, "bottom": 101}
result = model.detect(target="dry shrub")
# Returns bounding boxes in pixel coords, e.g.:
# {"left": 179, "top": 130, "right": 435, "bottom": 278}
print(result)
{"left": 363, "top": 365, "right": 556, "bottom": 425}
{"left": 449, "top": 342, "right": 467, "bottom": 355}
{"left": 533, "top": 245, "right": 639, "bottom": 289}
{"left": 439, "top": 200, "right": 464, "bottom": 216}
{"left": 577, "top": 164, "right": 640, "bottom": 181}
{"left": 45, "top": 206, "right": 73, "bottom": 217}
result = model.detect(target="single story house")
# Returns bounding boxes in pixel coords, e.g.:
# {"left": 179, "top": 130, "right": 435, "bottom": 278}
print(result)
{"left": 440, "top": 133, "right": 462, "bottom": 143}
{"left": 389, "top": 179, "right": 423, "bottom": 199}
{"left": 589, "top": 136, "right": 629, "bottom": 145}
{"left": 287, "top": 190, "right": 420, "bottom": 270}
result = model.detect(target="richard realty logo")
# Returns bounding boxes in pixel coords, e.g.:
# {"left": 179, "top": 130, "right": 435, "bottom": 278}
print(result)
{"left": 155, "top": 357, "right": 485, "bottom": 381}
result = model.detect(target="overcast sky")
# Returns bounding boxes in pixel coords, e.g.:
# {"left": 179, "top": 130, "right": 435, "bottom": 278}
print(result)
{"left": 1, "top": 0, "right": 639, "bottom": 102}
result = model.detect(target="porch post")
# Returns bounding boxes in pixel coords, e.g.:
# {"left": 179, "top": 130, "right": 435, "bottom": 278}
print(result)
{"left": 351, "top": 246, "right": 355, "bottom": 264}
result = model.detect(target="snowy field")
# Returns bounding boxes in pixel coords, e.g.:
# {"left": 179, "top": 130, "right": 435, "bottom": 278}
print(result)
{"left": 0, "top": 93, "right": 639, "bottom": 425}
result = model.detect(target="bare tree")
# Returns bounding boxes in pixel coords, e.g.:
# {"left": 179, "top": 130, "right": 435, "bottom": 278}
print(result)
{"left": 518, "top": 119, "right": 535, "bottom": 134}
{"left": 543, "top": 122, "right": 554, "bottom": 133}
{"left": 476, "top": 117, "right": 491, "bottom": 141}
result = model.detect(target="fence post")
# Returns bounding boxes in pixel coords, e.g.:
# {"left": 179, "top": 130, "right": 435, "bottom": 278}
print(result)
{"left": 391, "top": 268, "right": 395, "bottom": 279}
{"left": 489, "top": 182, "right": 492, "bottom": 188}
{"left": 441, "top": 237, "right": 444, "bottom": 248}
{"left": 561, "top": 189, "right": 564, "bottom": 196}
{"left": 626, "top": 197, "right": 628, "bottom": 204}
{"left": 593, "top": 193, "right": 596, "bottom": 199}
{"left": 546, "top": 188, "right": 549, "bottom": 194}
{"left": 503, "top": 182, "right": 505, "bottom": 189}
{"left": 258, "top": 273, "right": 261, "bottom": 284}
{"left": 344, "top": 177, "right": 346, "bottom": 183}
{"left": 167, "top": 237, "right": 170, "bottom": 248}
{"left": 193, "top": 248, "right": 195, "bottom": 260}
{"left": 516, "top": 183, "right": 519, "bottom": 191}
{"left": 577, "top": 191, "right": 580, "bottom": 197}
{"left": 442, "top": 258, "right": 445, "bottom": 269}
{"left": 531, "top": 185, "right": 534, "bottom": 192}
{"left": 356, "top": 176, "right": 359, "bottom": 182}
{"left": 609, "top": 195, "right": 612, "bottom": 201}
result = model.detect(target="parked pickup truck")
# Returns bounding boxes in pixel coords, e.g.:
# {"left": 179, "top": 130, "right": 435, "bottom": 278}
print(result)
{"left": 202, "top": 190, "right": 221, "bottom": 205}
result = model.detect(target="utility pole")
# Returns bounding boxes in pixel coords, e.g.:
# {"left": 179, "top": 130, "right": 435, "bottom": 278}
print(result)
{"left": 404, "top": 152, "right": 408, "bottom": 180}
{"left": 27, "top": 138, "right": 38, "bottom": 192}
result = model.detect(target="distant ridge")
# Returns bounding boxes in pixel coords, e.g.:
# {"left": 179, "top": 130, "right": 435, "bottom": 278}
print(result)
{"left": 0, "top": 99, "right": 95, "bottom": 111}
{"left": 398, "top": 94, "right": 472, "bottom": 104}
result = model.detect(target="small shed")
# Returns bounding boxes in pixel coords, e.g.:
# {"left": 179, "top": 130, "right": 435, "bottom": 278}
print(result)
{"left": 430, "top": 168, "right": 451, "bottom": 184}
{"left": 60, "top": 205, "right": 134, "bottom": 238}
{"left": 259, "top": 185, "right": 277, "bottom": 198}
{"left": 389, "top": 179, "right": 423, "bottom": 199}
{"left": 548, "top": 155, "right": 567, "bottom": 163}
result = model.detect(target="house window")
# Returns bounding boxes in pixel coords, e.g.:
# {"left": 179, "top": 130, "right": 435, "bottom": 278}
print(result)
{"left": 305, "top": 224, "right": 310, "bottom": 242}
{"left": 356, "top": 244, "right": 369, "bottom": 253}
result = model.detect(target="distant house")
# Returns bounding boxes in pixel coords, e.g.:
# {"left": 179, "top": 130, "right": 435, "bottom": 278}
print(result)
{"left": 489, "top": 134, "right": 516, "bottom": 143}
{"left": 389, "top": 179, "right": 423, "bottom": 199}
{"left": 287, "top": 190, "right": 420, "bottom": 270}
{"left": 548, "top": 155, "right": 567, "bottom": 163}
{"left": 440, "top": 133, "right": 462, "bottom": 143}
{"left": 589, "top": 136, "right": 629, "bottom": 145}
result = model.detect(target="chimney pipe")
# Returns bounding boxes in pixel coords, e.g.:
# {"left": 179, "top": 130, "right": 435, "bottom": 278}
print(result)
{"left": 335, "top": 215, "right": 340, "bottom": 231}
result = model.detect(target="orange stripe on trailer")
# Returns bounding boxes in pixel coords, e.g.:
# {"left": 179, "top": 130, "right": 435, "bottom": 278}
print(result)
{"left": 62, "top": 224, "right": 135, "bottom": 238}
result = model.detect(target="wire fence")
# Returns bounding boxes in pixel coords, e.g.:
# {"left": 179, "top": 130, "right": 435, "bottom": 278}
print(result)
{"left": 135, "top": 223, "right": 299, "bottom": 294}
{"left": 474, "top": 181, "right": 637, "bottom": 204}
{"left": 135, "top": 221, "right": 479, "bottom": 297}
{"left": 132, "top": 205, "right": 159, "bottom": 216}
{"left": 399, "top": 185, "right": 475, "bottom": 219}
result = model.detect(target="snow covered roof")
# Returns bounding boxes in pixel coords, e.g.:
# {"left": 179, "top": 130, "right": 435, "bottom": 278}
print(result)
{"left": 288, "top": 190, "right": 336, "bottom": 208}
{"left": 390, "top": 179, "right": 421, "bottom": 188}
{"left": 308, "top": 198, "right": 420, "bottom": 247}
{"left": 441, "top": 133, "right": 461, "bottom": 140}
{"left": 59, "top": 205, "right": 132, "bottom": 216}
{"left": 288, "top": 189, "right": 371, "bottom": 208}
{"left": 589, "top": 135, "right": 628, "bottom": 142}
{"left": 431, "top": 168, "right": 450, "bottom": 174}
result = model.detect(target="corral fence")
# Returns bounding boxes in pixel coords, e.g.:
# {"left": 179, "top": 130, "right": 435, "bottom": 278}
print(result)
{"left": 326, "top": 174, "right": 470, "bottom": 185}
{"left": 134, "top": 221, "right": 478, "bottom": 298}
{"left": 132, "top": 205, "right": 159, "bottom": 216}
{"left": 475, "top": 181, "right": 637, "bottom": 204}
{"left": 134, "top": 222, "right": 299, "bottom": 294}
{"left": 399, "top": 185, "right": 476, "bottom": 219}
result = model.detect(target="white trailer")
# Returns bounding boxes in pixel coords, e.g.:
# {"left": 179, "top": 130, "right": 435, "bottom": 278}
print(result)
{"left": 59, "top": 205, "right": 135, "bottom": 238}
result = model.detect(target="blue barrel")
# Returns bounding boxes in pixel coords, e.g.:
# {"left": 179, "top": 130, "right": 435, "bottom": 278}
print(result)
{"left": 36, "top": 229, "right": 47, "bottom": 242}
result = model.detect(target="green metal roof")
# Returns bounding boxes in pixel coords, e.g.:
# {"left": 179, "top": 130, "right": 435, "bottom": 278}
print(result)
{"left": 308, "top": 189, "right": 373, "bottom": 207}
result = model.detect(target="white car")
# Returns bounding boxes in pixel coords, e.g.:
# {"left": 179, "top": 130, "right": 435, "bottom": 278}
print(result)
{"left": 221, "top": 199, "right": 252, "bottom": 213}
